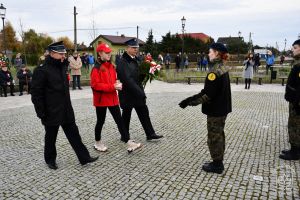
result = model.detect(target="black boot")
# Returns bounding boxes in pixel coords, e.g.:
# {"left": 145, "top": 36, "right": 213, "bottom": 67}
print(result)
{"left": 279, "top": 146, "right": 300, "bottom": 160}
{"left": 245, "top": 79, "right": 248, "bottom": 89}
{"left": 202, "top": 160, "right": 224, "bottom": 174}
{"left": 248, "top": 79, "right": 251, "bottom": 89}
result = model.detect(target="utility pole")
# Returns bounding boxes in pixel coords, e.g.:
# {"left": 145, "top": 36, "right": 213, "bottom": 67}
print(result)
{"left": 74, "top": 6, "right": 78, "bottom": 52}
{"left": 137, "top": 26, "right": 139, "bottom": 40}
{"left": 249, "top": 32, "right": 253, "bottom": 53}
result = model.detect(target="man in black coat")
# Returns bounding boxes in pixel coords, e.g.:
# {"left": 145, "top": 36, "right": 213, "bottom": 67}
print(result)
{"left": 31, "top": 41, "right": 98, "bottom": 170}
{"left": 17, "top": 64, "right": 32, "bottom": 96}
{"left": 116, "top": 38, "right": 163, "bottom": 141}
{"left": 0, "top": 65, "right": 15, "bottom": 97}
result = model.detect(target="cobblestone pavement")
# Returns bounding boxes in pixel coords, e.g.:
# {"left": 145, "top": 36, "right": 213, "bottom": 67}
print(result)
{"left": 0, "top": 81, "right": 299, "bottom": 199}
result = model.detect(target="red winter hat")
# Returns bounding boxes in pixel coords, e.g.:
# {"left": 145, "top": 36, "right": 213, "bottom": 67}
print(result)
{"left": 96, "top": 43, "right": 112, "bottom": 53}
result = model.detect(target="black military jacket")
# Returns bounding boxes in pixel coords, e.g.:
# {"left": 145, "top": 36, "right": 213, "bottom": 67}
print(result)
{"left": 31, "top": 56, "right": 75, "bottom": 126}
{"left": 17, "top": 69, "right": 32, "bottom": 84}
{"left": 116, "top": 52, "right": 146, "bottom": 108}
{"left": 201, "top": 61, "right": 232, "bottom": 117}
{"left": 0, "top": 70, "right": 13, "bottom": 86}
{"left": 285, "top": 58, "right": 300, "bottom": 104}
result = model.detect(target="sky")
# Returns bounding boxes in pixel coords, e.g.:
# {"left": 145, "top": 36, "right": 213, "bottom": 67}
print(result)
{"left": 2, "top": 0, "right": 300, "bottom": 51}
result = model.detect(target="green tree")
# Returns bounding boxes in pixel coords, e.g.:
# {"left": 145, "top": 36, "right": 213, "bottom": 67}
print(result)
{"left": 144, "top": 29, "right": 154, "bottom": 55}
{"left": 57, "top": 36, "right": 74, "bottom": 50}
{"left": 225, "top": 38, "right": 248, "bottom": 54}
{"left": 0, "top": 21, "right": 18, "bottom": 52}
{"left": 22, "top": 29, "right": 53, "bottom": 65}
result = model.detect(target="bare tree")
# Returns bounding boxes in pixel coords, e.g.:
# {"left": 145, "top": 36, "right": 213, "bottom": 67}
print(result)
{"left": 18, "top": 18, "right": 27, "bottom": 64}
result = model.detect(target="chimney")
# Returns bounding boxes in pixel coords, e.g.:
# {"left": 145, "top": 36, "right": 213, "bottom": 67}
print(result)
{"left": 121, "top": 34, "right": 125, "bottom": 38}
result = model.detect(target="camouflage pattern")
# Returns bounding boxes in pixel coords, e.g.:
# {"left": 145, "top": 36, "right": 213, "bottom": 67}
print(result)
{"left": 207, "top": 116, "right": 227, "bottom": 161}
{"left": 288, "top": 103, "right": 300, "bottom": 147}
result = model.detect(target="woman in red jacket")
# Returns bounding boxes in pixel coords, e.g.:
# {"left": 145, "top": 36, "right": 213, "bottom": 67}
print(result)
{"left": 90, "top": 43, "right": 141, "bottom": 153}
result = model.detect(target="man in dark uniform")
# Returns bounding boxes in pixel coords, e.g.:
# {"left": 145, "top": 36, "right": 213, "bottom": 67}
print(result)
{"left": 116, "top": 38, "right": 163, "bottom": 141}
{"left": 31, "top": 41, "right": 98, "bottom": 170}
{"left": 17, "top": 64, "right": 32, "bottom": 96}
{"left": 179, "top": 43, "right": 232, "bottom": 174}
{"left": 279, "top": 39, "right": 300, "bottom": 160}
{"left": 0, "top": 64, "right": 15, "bottom": 97}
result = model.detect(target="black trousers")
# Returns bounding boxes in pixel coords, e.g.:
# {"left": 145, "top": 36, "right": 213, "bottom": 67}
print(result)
{"left": 1, "top": 84, "right": 14, "bottom": 96}
{"left": 44, "top": 122, "right": 91, "bottom": 164}
{"left": 19, "top": 81, "right": 31, "bottom": 94}
{"left": 72, "top": 75, "right": 81, "bottom": 89}
{"left": 95, "top": 106, "right": 130, "bottom": 142}
{"left": 121, "top": 104, "right": 155, "bottom": 137}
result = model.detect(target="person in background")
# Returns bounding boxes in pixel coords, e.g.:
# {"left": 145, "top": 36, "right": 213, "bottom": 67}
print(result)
{"left": 88, "top": 53, "right": 95, "bottom": 73}
{"left": 175, "top": 53, "right": 181, "bottom": 72}
{"left": 158, "top": 54, "right": 164, "bottom": 65}
{"left": 253, "top": 53, "right": 260, "bottom": 73}
{"left": 280, "top": 54, "right": 285, "bottom": 65}
{"left": 0, "top": 64, "right": 15, "bottom": 97}
{"left": 69, "top": 51, "right": 83, "bottom": 90}
{"left": 265, "top": 50, "right": 275, "bottom": 75}
{"left": 14, "top": 53, "right": 23, "bottom": 71}
{"left": 17, "top": 64, "right": 32, "bottom": 96}
{"left": 202, "top": 54, "right": 208, "bottom": 71}
{"left": 243, "top": 53, "right": 255, "bottom": 90}
{"left": 164, "top": 53, "right": 171, "bottom": 70}
{"left": 91, "top": 43, "right": 142, "bottom": 153}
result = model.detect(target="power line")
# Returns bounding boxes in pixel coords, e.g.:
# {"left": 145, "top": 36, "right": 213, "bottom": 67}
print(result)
{"left": 47, "top": 26, "right": 136, "bottom": 34}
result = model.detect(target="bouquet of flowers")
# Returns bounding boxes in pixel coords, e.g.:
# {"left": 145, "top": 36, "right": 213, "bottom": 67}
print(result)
{"left": 0, "top": 55, "right": 7, "bottom": 68}
{"left": 139, "top": 54, "right": 161, "bottom": 88}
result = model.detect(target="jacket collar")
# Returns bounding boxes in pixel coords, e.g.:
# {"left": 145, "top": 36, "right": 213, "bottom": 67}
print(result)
{"left": 293, "top": 57, "right": 300, "bottom": 66}
{"left": 94, "top": 58, "right": 112, "bottom": 69}
{"left": 122, "top": 52, "right": 137, "bottom": 63}
{"left": 45, "top": 55, "right": 68, "bottom": 68}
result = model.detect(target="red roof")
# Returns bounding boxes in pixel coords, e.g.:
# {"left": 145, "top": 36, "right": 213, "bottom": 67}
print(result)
{"left": 178, "top": 33, "right": 211, "bottom": 43}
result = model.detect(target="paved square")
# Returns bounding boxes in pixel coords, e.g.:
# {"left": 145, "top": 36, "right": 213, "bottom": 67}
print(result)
{"left": 0, "top": 81, "right": 299, "bottom": 199}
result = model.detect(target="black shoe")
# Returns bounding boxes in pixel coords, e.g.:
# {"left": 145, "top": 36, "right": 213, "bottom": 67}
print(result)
{"left": 19, "top": 93, "right": 23, "bottom": 96}
{"left": 202, "top": 161, "right": 224, "bottom": 174}
{"left": 81, "top": 156, "right": 99, "bottom": 166}
{"left": 147, "top": 134, "right": 164, "bottom": 140}
{"left": 281, "top": 149, "right": 290, "bottom": 154}
{"left": 11, "top": 93, "right": 15, "bottom": 96}
{"left": 279, "top": 148, "right": 300, "bottom": 160}
{"left": 46, "top": 162, "right": 58, "bottom": 170}
{"left": 279, "top": 152, "right": 300, "bottom": 160}
{"left": 78, "top": 87, "right": 83, "bottom": 90}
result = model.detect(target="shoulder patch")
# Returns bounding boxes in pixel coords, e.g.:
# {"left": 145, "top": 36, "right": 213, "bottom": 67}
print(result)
{"left": 208, "top": 73, "right": 216, "bottom": 81}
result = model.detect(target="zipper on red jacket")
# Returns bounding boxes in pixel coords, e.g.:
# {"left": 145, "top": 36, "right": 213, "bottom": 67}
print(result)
{"left": 107, "top": 63, "right": 115, "bottom": 105}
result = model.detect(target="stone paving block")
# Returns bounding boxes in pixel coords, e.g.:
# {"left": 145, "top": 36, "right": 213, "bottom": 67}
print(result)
{"left": 0, "top": 87, "right": 299, "bottom": 199}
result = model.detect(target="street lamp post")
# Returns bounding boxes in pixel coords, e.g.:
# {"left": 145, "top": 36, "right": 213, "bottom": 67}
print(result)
{"left": 0, "top": 3, "right": 6, "bottom": 56}
{"left": 181, "top": 16, "right": 186, "bottom": 69}
{"left": 238, "top": 31, "right": 241, "bottom": 63}
{"left": 284, "top": 38, "right": 287, "bottom": 53}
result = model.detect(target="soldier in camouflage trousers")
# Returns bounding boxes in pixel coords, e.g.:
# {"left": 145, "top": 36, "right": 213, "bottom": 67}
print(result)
{"left": 179, "top": 43, "right": 232, "bottom": 174}
{"left": 280, "top": 39, "right": 300, "bottom": 160}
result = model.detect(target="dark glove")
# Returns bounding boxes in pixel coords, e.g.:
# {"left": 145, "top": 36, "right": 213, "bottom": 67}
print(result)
{"left": 179, "top": 99, "right": 190, "bottom": 109}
